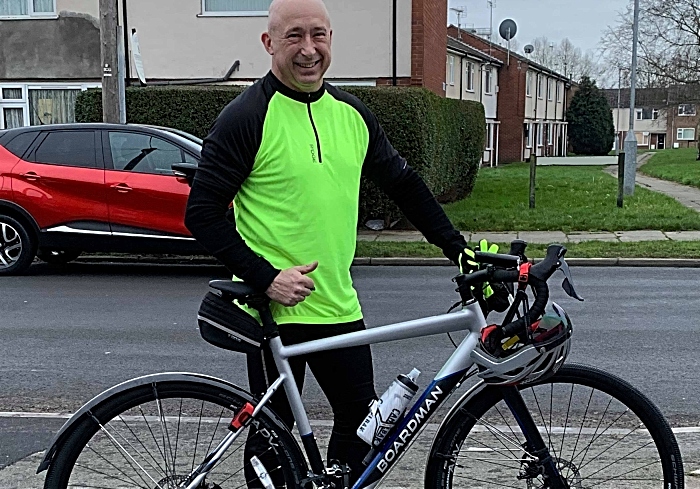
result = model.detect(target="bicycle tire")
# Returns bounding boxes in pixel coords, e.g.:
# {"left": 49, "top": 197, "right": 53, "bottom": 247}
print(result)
{"left": 425, "top": 363, "right": 683, "bottom": 489}
{"left": 44, "top": 379, "right": 308, "bottom": 489}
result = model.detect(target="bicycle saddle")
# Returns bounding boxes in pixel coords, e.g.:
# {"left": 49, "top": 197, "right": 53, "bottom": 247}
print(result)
{"left": 208, "top": 280, "right": 257, "bottom": 300}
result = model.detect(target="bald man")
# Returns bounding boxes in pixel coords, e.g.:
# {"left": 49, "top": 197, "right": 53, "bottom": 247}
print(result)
{"left": 186, "top": 0, "right": 469, "bottom": 482}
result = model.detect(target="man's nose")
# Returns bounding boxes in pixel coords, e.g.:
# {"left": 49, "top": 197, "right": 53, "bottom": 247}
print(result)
{"left": 300, "top": 34, "right": 317, "bottom": 56}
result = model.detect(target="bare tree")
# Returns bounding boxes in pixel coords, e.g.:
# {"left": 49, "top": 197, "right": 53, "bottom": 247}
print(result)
{"left": 600, "top": 0, "right": 700, "bottom": 152}
{"left": 525, "top": 36, "right": 599, "bottom": 82}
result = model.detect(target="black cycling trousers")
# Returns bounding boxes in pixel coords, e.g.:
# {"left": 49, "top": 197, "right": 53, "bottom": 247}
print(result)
{"left": 244, "top": 320, "right": 376, "bottom": 485}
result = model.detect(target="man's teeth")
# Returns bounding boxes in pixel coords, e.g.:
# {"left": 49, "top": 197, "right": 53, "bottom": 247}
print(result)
{"left": 298, "top": 62, "right": 317, "bottom": 68}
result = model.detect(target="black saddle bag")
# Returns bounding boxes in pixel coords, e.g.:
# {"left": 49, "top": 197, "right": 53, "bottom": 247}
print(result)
{"left": 197, "top": 291, "right": 264, "bottom": 354}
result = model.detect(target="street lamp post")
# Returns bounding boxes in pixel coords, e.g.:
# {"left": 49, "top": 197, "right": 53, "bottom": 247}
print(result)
{"left": 623, "top": 0, "right": 641, "bottom": 195}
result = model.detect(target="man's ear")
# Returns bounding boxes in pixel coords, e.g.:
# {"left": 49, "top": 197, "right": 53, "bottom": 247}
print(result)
{"left": 261, "top": 32, "right": 274, "bottom": 55}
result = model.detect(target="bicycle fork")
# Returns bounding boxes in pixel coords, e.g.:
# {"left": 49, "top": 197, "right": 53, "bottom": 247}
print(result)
{"left": 501, "top": 387, "right": 569, "bottom": 489}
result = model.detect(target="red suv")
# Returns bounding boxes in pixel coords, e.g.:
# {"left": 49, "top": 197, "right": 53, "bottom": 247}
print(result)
{"left": 0, "top": 123, "right": 203, "bottom": 275}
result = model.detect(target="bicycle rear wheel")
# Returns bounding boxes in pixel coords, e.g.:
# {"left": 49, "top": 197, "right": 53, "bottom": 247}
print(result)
{"left": 426, "top": 364, "right": 683, "bottom": 489}
{"left": 44, "top": 379, "right": 307, "bottom": 489}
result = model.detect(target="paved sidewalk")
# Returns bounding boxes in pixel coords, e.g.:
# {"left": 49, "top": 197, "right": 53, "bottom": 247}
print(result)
{"left": 361, "top": 152, "right": 700, "bottom": 245}
{"left": 359, "top": 229, "right": 700, "bottom": 244}
{"left": 606, "top": 152, "right": 700, "bottom": 212}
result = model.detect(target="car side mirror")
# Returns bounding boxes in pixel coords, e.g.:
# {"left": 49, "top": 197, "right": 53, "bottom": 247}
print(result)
{"left": 172, "top": 163, "right": 197, "bottom": 187}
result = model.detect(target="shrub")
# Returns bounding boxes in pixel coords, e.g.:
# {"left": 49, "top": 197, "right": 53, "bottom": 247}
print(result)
{"left": 76, "top": 85, "right": 485, "bottom": 226}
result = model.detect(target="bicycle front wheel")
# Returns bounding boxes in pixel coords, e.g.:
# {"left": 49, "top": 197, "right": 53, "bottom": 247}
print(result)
{"left": 44, "top": 379, "right": 308, "bottom": 489}
{"left": 426, "top": 364, "right": 683, "bottom": 489}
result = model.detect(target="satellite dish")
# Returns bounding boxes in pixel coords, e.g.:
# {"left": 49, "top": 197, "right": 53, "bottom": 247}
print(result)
{"left": 499, "top": 19, "right": 517, "bottom": 41}
{"left": 524, "top": 44, "right": 534, "bottom": 54}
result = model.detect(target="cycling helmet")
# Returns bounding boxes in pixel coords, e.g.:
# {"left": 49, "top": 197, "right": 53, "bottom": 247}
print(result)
{"left": 470, "top": 302, "right": 573, "bottom": 385}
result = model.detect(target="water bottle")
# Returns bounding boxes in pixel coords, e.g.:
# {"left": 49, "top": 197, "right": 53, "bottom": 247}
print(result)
{"left": 357, "top": 368, "right": 420, "bottom": 447}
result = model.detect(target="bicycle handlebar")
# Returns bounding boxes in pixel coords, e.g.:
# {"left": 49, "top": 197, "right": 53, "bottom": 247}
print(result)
{"left": 456, "top": 243, "right": 567, "bottom": 338}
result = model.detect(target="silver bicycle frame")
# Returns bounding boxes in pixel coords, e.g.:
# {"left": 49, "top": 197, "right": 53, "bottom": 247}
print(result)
{"left": 265, "top": 300, "right": 488, "bottom": 489}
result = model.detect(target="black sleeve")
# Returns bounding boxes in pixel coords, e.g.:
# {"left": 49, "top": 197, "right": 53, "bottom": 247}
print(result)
{"left": 184, "top": 84, "right": 280, "bottom": 292}
{"left": 347, "top": 95, "right": 468, "bottom": 263}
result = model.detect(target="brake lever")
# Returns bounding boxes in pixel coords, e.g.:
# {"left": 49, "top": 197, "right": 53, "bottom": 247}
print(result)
{"left": 558, "top": 258, "right": 584, "bottom": 301}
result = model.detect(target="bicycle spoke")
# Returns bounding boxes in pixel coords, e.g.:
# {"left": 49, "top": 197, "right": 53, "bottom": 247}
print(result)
{"left": 111, "top": 415, "right": 167, "bottom": 479}
{"left": 583, "top": 459, "right": 663, "bottom": 488}
{"left": 83, "top": 443, "right": 152, "bottom": 488}
{"left": 191, "top": 399, "right": 205, "bottom": 474}
{"left": 217, "top": 446, "right": 275, "bottom": 485}
{"left": 460, "top": 434, "right": 527, "bottom": 464}
{"left": 153, "top": 387, "right": 176, "bottom": 480}
{"left": 530, "top": 386, "right": 559, "bottom": 463}
{"left": 571, "top": 404, "right": 639, "bottom": 467}
{"left": 578, "top": 438, "right": 657, "bottom": 480}
{"left": 574, "top": 395, "right": 614, "bottom": 469}
{"left": 558, "top": 382, "right": 574, "bottom": 464}
{"left": 74, "top": 455, "right": 151, "bottom": 488}
{"left": 173, "top": 398, "right": 183, "bottom": 472}
{"left": 88, "top": 416, "right": 160, "bottom": 487}
{"left": 496, "top": 403, "right": 523, "bottom": 447}
{"left": 573, "top": 413, "right": 639, "bottom": 471}
{"left": 204, "top": 407, "right": 226, "bottom": 458}
{"left": 231, "top": 464, "right": 284, "bottom": 489}
{"left": 139, "top": 405, "right": 168, "bottom": 475}
{"left": 465, "top": 410, "right": 535, "bottom": 459}
{"left": 452, "top": 472, "right": 524, "bottom": 488}
{"left": 564, "top": 386, "right": 595, "bottom": 482}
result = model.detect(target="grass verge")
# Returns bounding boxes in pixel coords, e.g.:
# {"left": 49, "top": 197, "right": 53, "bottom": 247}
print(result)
{"left": 443, "top": 163, "right": 700, "bottom": 232}
{"left": 639, "top": 148, "right": 700, "bottom": 187}
{"left": 356, "top": 240, "right": 700, "bottom": 259}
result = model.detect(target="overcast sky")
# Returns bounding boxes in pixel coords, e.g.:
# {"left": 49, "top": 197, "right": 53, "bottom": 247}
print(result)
{"left": 447, "top": 0, "right": 629, "bottom": 58}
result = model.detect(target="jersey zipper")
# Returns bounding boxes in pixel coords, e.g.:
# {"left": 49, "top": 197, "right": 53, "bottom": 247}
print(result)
{"left": 307, "top": 96, "right": 323, "bottom": 163}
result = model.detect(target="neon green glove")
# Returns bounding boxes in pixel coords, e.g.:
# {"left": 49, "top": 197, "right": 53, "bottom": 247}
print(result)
{"left": 458, "top": 240, "right": 499, "bottom": 299}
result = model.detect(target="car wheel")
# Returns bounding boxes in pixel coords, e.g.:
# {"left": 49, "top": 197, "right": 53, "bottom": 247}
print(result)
{"left": 0, "top": 215, "right": 37, "bottom": 276}
{"left": 37, "top": 248, "right": 82, "bottom": 265}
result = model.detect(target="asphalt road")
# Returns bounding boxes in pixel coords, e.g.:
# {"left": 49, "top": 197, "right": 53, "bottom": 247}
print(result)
{"left": 2, "top": 263, "right": 700, "bottom": 484}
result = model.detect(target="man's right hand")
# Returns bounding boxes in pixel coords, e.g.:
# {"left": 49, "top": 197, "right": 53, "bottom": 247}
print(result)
{"left": 266, "top": 261, "right": 318, "bottom": 306}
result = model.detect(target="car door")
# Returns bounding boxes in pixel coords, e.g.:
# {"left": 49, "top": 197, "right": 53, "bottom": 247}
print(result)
{"left": 103, "top": 129, "right": 195, "bottom": 239}
{"left": 10, "top": 129, "right": 109, "bottom": 233}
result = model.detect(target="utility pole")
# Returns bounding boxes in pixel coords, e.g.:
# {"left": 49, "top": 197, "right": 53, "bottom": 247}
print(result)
{"left": 100, "top": 0, "right": 121, "bottom": 123}
{"left": 623, "top": 0, "right": 641, "bottom": 196}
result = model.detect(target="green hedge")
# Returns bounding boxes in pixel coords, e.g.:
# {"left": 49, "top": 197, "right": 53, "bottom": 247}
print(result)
{"left": 76, "top": 85, "right": 485, "bottom": 226}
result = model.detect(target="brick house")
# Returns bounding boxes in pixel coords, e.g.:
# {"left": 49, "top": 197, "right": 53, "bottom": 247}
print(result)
{"left": 0, "top": 0, "right": 451, "bottom": 128}
{"left": 446, "top": 35, "right": 502, "bottom": 165}
{"left": 604, "top": 86, "right": 700, "bottom": 151}
{"left": 448, "top": 26, "right": 574, "bottom": 163}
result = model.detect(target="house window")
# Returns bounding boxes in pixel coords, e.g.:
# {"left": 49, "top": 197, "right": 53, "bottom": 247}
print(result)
{"left": 484, "top": 68, "right": 493, "bottom": 94}
{"left": 0, "top": 83, "right": 99, "bottom": 128}
{"left": 448, "top": 56, "right": 455, "bottom": 85}
{"left": 0, "top": 85, "right": 26, "bottom": 129}
{"left": 524, "top": 123, "right": 532, "bottom": 148}
{"left": 635, "top": 109, "right": 643, "bottom": 120}
{"left": 652, "top": 109, "right": 659, "bottom": 120}
{"left": 537, "top": 75, "right": 544, "bottom": 99}
{"left": 557, "top": 82, "right": 563, "bottom": 102}
{"left": 537, "top": 124, "right": 544, "bottom": 147}
{"left": 547, "top": 123, "right": 553, "bottom": 145}
{"left": 677, "top": 128, "right": 696, "bottom": 140}
{"left": 201, "top": 0, "right": 272, "bottom": 16}
{"left": 0, "top": 0, "right": 55, "bottom": 17}
{"left": 678, "top": 104, "right": 697, "bottom": 116}
{"left": 466, "top": 62, "right": 474, "bottom": 91}
{"left": 526, "top": 72, "right": 532, "bottom": 97}
{"left": 547, "top": 79, "right": 553, "bottom": 101}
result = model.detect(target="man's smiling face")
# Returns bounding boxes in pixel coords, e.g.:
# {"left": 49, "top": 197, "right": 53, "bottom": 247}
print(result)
{"left": 262, "top": 0, "right": 332, "bottom": 93}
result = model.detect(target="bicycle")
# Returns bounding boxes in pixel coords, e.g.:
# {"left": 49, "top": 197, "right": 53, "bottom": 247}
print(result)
{"left": 38, "top": 241, "right": 684, "bottom": 488}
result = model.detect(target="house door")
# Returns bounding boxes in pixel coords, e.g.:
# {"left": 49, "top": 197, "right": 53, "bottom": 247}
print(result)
{"left": 658, "top": 134, "right": 665, "bottom": 150}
